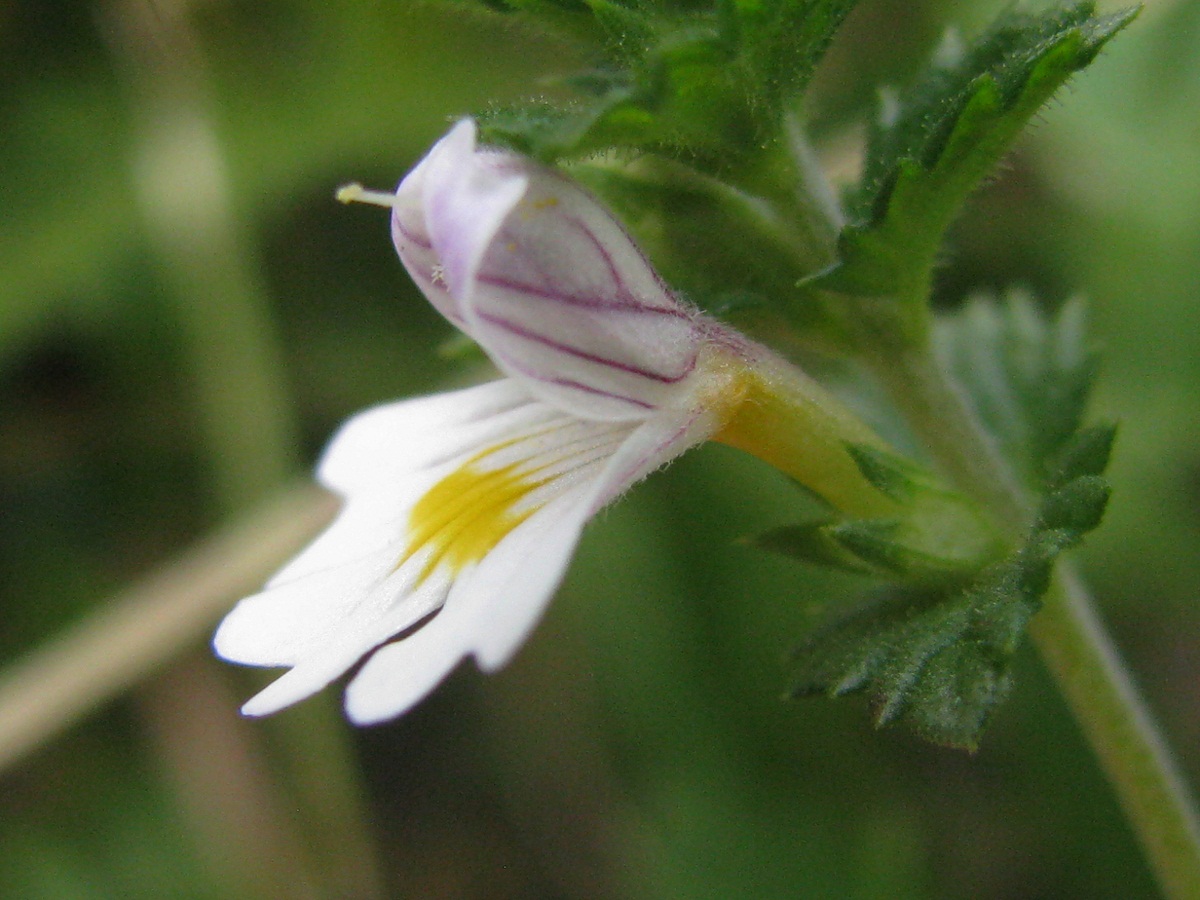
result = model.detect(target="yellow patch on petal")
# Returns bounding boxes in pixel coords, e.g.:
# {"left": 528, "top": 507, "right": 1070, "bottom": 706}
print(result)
{"left": 404, "top": 450, "right": 545, "bottom": 580}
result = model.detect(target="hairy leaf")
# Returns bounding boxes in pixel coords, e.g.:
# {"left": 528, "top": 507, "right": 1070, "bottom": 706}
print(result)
{"left": 814, "top": 3, "right": 1137, "bottom": 299}
{"left": 475, "top": 0, "right": 864, "bottom": 172}
{"left": 788, "top": 444, "right": 1113, "bottom": 750}
{"left": 935, "top": 290, "right": 1104, "bottom": 488}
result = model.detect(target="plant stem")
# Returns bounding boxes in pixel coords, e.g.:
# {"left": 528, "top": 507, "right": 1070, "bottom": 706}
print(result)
{"left": 0, "top": 485, "right": 337, "bottom": 775}
{"left": 1033, "top": 566, "right": 1200, "bottom": 900}
{"left": 861, "top": 323, "right": 1200, "bottom": 899}
{"left": 857, "top": 326, "right": 1030, "bottom": 531}
{"left": 759, "top": 104, "right": 1200, "bottom": 890}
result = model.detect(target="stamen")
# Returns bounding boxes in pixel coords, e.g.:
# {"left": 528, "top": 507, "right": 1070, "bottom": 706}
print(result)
{"left": 336, "top": 182, "right": 399, "bottom": 208}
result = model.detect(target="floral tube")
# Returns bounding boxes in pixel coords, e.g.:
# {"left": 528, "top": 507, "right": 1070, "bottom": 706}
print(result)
{"left": 215, "top": 120, "right": 890, "bottom": 724}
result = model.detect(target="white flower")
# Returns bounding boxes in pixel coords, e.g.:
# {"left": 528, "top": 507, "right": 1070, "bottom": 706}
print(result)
{"left": 214, "top": 120, "right": 756, "bottom": 724}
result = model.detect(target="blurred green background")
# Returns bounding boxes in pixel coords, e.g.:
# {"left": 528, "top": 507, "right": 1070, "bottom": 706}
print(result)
{"left": 1, "top": 0, "right": 1197, "bottom": 897}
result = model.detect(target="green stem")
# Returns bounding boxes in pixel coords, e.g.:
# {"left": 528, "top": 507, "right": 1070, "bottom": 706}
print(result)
{"left": 1033, "top": 566, "right": 1200, "bottom": 900}
{"left": 860, "top": 321, "right": 1200, "bottom": 899}
{"left": 856, "top": 326, "right": 1029, "bottom": 531}
{"left": 718, "top": 103, "right": 1199, "bottom": 894}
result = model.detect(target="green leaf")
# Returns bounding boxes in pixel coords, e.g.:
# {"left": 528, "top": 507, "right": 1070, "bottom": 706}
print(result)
{"left": 1045, "top": 423, "right": 1116, "bottom": 490}
{"left": 476, "top": 0, "right": 864, "bottom": 173}
{"left": 726, "top": 0, "right": 861, "bottom": 116}
{"left": 789, "top": 581, "right": 1029, "bottom": 749}
{"left": 753, "top": 520, "right": 881, "bottom": 576}
{"left": 934, "top": 290, "right": 1103, "bottom": 489}
{"left": 813, "top": 3, "right": 1137, "bottom": 299}
{"left": 1038, "top": 475, "right": 1111, "bottom": 535}
{"left": 844, "top": 443, "right": 931, "bottom": 502}
{"left": 788, "top": 451, "right": 1113, "bottom": 750}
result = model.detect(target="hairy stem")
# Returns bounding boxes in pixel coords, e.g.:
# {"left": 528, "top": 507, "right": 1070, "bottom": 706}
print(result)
{"left": 756, "top": 105, "right": 1200, "bottom": 891}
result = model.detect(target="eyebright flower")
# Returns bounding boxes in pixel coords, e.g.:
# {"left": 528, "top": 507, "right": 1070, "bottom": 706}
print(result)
{"left": 214, "top": 120, "right": 886, "bottom": 724}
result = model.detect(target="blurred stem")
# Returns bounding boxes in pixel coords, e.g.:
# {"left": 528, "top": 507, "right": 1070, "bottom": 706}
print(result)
{"left": 1033, "top": 566, "right": 1200, "bottom": 900}
{"left": 857, "top": 314, "right": 1200, "bottom": 899}
{"left": 728, "top": 114, "right": 845, "bottom": 275}
{"left": 104, "top": 1, "right": 383, "bottom": 896}
{"left": 139, "top": 654, "right": 323, "bottom": 900}
{"left": 0, "top": 485, "right": 336, "bottom": 775}
{"left": 116, "top": 2, "right": 299, "bottom": 505}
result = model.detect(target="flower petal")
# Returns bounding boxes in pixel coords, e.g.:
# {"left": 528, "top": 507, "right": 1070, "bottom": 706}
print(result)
{"left": 341, "top": 399, "right": 722, "bottom": 724}
{"left": 420, "top": 120, "right": 528, "bottom": 305}
{"left": 215, "top": 373, "right": 681, "bottom": 718}
{"left": 263, "top": 382, "right": 558, "bottom": 591}
{"left": 214, "top": 544, "right": 402, "bottom": 667}
{"left": 465, "top": 403, "right": 720, "bottom": 669}
{"left": 216, "top": 121, "right": 764, "bottom": 724}
{"left": 391, "top": 119, "right": 526, "bottom": 327}
{"left": 317, "top": 379, "right": 532, "bottom": 496}
{"left": 399, "top": 120, "right": 707, "bottom": 421}
{"left": 343, "top": 487, "right": 595, "bottom": 724}
{"left": 237, "top": 569, "right": 451, "bottom": 718}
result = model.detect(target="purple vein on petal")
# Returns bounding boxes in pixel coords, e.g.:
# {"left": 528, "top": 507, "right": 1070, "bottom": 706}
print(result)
{"left": 394, "top": 184, "right": 689, "bottom": 319}
{"left": 397, "top": 207, "right": 684, "bottom": 322}
{"left": 476, "top": 273, "right": 694, "bottom": 319}
{"left": 516, "top": 207, "right": 682, "bottom": 315}
{"left": 392, "top": 216, "right": 433, "bottom": 251}
{"left": 477, "top": 311, "right": 697, "bottom": 384}
{"left": 521, "top": 161, "right": 680, "bottom": 306}
{"left": 544, "top": 379, "right": 656, "bottom": 410}
{"left": 557, "top": 210, "right": 678, "bottom": 310}
{"left": 602, "top": 412, "right": 701, "bottom": 505}
{"left": 498, "top": 355, "right": 657, "bottom": 411}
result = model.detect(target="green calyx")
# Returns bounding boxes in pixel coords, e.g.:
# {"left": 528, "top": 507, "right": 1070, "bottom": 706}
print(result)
{"left": 752, "top": 443, "right": 1005, "bottom": 587}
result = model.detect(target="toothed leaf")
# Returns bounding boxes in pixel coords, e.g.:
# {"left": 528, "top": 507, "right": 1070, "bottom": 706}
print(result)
{"left": 1045, "top": 423, "right": 1116, "bottom": 490}
{"left": 845, "top": 443, "right": 932, "bottom": 502}
{"left": 476, "top": 0, "right": 865, "bottom": 174}
{"left": 753, "top": 521, "right": 880, "bottom": 575}
{"left": 788, "top": 443, "right": 1113, "bottom": 750}
{"left": 813, "top": 4, "right": 1137, "bottom": 300}
{"left": 935, "top": 290, "right": 1105, "bottom": 488}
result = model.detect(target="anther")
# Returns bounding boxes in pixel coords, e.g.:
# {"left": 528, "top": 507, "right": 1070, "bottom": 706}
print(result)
{"left": 336, "top": 182, "right": 398, "bottom": 208}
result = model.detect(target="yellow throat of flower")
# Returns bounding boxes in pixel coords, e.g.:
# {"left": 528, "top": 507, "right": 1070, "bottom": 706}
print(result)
{"left": 712, "top": 360, "right": 897, "bottom": 519}
{"left": 403, "top": 450, "right": 544, "bottom": 581}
